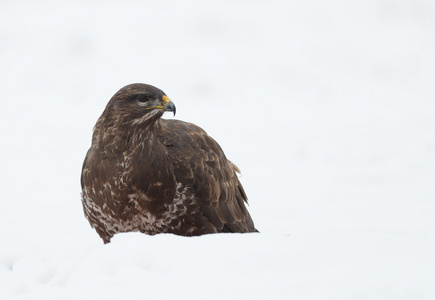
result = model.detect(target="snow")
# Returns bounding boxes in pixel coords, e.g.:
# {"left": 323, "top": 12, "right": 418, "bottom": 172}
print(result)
{"left": 1, "top": 0, "right": 435, "bottom": 299}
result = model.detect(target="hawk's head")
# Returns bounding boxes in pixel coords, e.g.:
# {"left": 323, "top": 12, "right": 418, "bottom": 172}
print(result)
{"left": 106, "top": 83, "right": 176, "bottom": 126}
{"left": 92, "top": 83, "right": 176, "bottom": 147}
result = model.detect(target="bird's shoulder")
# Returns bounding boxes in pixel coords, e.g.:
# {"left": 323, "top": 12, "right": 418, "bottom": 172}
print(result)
{"left": 158, "top": 119, "right": 222, "bottom": 152}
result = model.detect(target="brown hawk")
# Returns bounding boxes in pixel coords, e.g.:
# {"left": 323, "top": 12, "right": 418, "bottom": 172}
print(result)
{"left": 81, "top": 83, "right": 257, "bottom": 243}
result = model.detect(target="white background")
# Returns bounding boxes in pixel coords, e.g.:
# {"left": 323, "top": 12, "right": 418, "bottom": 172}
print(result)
{"left": 1, "top": 1, "right": 434, "bottom": 299}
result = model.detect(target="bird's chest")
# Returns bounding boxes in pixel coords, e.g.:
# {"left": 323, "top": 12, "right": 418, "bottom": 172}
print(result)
{"left": 107, "top": 145, "right": 177, "bottom": 212}
{"left": 83, "top": 139, "right": 181, "bottom": 234}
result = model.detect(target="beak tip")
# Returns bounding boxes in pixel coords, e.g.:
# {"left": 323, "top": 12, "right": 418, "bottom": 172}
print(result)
{"left": 163, "top": 100, "right": 176, "bottom": 117}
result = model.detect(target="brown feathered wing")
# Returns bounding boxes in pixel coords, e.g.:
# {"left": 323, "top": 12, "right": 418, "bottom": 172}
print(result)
{"left": 159, "top": 119, "right": 257, "bottom": 233}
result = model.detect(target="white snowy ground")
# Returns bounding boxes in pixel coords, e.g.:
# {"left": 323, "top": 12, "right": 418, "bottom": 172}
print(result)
{"left": 1, "top": 1, "right": 434, "bottom": 299}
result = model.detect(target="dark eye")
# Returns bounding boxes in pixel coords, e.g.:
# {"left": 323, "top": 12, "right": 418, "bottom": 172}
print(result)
{"left": 137, "top": 95, "right": 148, "bottom": 102}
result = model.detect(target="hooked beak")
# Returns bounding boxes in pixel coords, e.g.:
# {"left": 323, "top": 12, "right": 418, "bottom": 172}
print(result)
{"left": 162, "top": 95, "right": 176, "bottom": 116}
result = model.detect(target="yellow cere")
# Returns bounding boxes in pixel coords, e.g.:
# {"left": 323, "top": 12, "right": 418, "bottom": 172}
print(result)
{"left": 162, "top": 95, "right": 170, "bottom": 105}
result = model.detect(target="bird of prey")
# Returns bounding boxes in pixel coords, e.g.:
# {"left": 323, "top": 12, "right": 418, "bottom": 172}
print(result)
{"left": 81, "top": 83, "right": 257, "bottom": 243}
